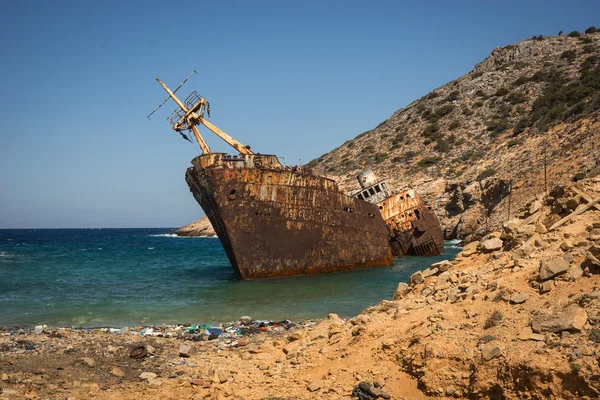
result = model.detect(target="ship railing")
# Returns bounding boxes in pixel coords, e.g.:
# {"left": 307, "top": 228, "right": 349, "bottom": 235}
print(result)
{"left": 185, "top": 91, "right": 203, "bottom": 110}
{"left": 167, "top": 109, "right": 185, "bottom": 128}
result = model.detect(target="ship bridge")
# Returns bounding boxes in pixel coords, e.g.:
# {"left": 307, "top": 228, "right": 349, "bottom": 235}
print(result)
{"left": 352, "top": 170, "right": 392, "bottom": 204}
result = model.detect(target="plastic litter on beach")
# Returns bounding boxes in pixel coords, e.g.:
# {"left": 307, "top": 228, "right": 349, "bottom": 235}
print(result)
{"left": 3, "top": 317, "right": 320, "bottom": 349}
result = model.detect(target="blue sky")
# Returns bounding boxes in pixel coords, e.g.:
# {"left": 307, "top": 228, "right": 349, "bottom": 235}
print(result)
{"left": 1, "top": 0, "right": 598, "bottom": 228}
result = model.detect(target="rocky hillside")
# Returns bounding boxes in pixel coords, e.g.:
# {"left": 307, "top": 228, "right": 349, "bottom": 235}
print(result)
{"left": 308, "top": 29, "right": 600, "bottom": 240}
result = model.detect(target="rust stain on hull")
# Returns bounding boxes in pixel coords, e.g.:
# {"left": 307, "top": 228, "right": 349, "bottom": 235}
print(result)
{"left": 185, "top": 153, "right": 394, "bottom": 279}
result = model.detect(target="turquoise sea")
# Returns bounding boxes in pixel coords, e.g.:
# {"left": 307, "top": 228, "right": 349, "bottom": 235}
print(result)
{"left": 0, "top": 229, "right": 460, "bottom": 328}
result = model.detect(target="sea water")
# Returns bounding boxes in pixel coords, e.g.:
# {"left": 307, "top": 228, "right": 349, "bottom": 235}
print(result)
{"left": 0, "top": 229, "right": 460, "bottom": 328}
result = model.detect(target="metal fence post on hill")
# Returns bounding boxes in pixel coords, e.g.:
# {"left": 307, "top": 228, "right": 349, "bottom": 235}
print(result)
{"left": 507, "top": 179, "right": 512, "bottom": 221}
{"left": 544, "top": 145, "right": 548, "bottom": 196}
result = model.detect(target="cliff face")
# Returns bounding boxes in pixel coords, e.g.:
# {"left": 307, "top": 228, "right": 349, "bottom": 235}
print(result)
{"left": 308, "top": 32, "right": 600, "bottom": 240}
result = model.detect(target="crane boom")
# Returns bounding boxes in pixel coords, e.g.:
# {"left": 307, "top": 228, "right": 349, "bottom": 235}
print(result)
{"left": 154, "top": 76, "right": 253, "bottom": 155}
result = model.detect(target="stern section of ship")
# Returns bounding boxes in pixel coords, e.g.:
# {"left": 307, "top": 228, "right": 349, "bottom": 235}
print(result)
{"left": 185, "top": 153, "right": 393, "bottom": 279}
{"left": 378, "top": 189, "right": 445, "bottom": 257}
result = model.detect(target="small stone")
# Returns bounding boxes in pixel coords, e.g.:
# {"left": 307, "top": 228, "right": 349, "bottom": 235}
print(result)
{"left": 373, "top": 377, "right": 385, "bottom": 389}
{"left": 531, "top": 307, "right": 588, "bottom": 333}
{"left": 393, "top": 282, "right": 410, "bottom": 300}
{"left": 568, "top": 265, "right": 584, "bottom": 280}
{"left": 530, "top": 333, "right": 545, "bottom": 341}
{"left": 139, "top": 372, "right": 158, "bottom": 381}
{"left": 431, "top": 260, "right": 452, "bottom": 271}
{"left": 446, "top": 386, "right": 456, "bottom": 396}
{"left": 461, "top": 241, "right": 480, "bottom": 257}
{"left": 481, "top": 344, "right": 502, "bottom": 361}
{"left": 288, "top": 331, "right": 302, "bottom": 342}
{"left": 238, "top": 316, "right": 253, "bottom": 326}
{"left": 587, "top": 247, "right": 600, "bottom": 266}
{"left": 589, "top": 229, "right": 600, "bottom": 241}
{"left": 307, "top": 380, "right": 323, "bottom": 392}
{"left": 539, "top": 257, "right": 570, "bottom": 280}
{"left": 535, "top": 221, "right": 548, "bottom": 234}
{"left": 478, "top": 238, "right": 503, "bottom": 252}
{"left": 190, "top": 378, "right": 211, "bottom": 388}
{"left": 217, "top": 369, "right": 229, "bottom": 384}
{"left": 529, "top": 200, "right": 542, "bottom": 215}
{"left": 178, "top": 344, "right": 196, "bottom": 358}
{"left": 110, "top": 367, "right": 125, "bottom": 378}
{"left": 283, "top": 341, "right": 300, "bottom": 355}
{"left": 566, "top": 197, "right": 580, "bottom": 211}
{"left": 516, "top": 224, "right": 537, "bottom": 236}
{"left": 560, "top": 241, "right": 573, "bottom": 252}
{"left": 510, "top": 292, "right": 529, "bottom": 304}
{"left": 81, "top": 357, "right": 95, "bottom": 367}
{"left": 327, "top": 313, "right": 342, "bottom": 323}
{"left": 409, "top": 271, "right": 424, "bottom": 286}
{"left": 107, "top": 345, "right": 117, "bottom": 353}
{"left": 146, "top": 345, "right": 156, "bottom": 354}
{"left": 381, "top": 339, "right": 395, "bottom": 350}
{"left": 514, "top": 243, "right": 534, "bottom": 259}
{"left": 518, "top": 327, "right": 533, "bottom": 341}
{"left": 148, "top": 378, "right": 162, "bottom": 387}
{"left": 422, "top": 267, "right": 438, "bottom": 278}
{"left": 24, "top": 392, "right": 39, "bottom": 400}
{"left": 539, "top": 281, "right": 554, "bottom": 294}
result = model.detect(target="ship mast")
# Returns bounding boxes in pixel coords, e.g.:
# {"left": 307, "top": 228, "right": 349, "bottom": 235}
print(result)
{"left": 150, "top": 74, "right": 254, "bottom": 155}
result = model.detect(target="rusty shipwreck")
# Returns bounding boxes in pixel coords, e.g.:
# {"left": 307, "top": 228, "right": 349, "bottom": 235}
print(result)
{"left": 150, "top": 73, "right": 443, "bottom": 279}
{"left": 150, "top": 74, "right": 393, "bottom": 279}
{"left": 351, "top": 171, "right": 444, "bottom": 257}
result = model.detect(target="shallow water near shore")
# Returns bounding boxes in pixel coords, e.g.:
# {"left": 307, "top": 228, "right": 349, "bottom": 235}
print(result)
{"left": 0, "top": 229, "right": 460, "bottom": 328}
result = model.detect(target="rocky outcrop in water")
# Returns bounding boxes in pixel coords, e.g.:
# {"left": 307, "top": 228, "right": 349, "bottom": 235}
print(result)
{"left": 174, "top": 216, "right": 216, "bottom": 237}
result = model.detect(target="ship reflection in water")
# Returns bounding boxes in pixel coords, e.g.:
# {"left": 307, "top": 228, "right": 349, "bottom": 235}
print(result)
{"left": 151, "top": 73, "right": 443, "bottom": 279}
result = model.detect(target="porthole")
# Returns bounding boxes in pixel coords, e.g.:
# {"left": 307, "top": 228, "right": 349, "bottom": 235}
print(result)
{"left": 228, "top": 189, "right": 237, "bottom": 200}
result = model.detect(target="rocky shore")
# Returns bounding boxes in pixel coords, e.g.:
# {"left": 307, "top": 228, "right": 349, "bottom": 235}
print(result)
{"left": 2, "top": 178, "right": 599, "bottom": 399}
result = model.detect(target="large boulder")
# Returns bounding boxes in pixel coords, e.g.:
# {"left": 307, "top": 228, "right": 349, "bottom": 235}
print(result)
{"left": 531, "top": 307, "right": 588, "bottom": 333}
{"left": 539, "top": 257, "right": 570, "bottom": 280}
{"left": 478, "top": 238, "right": 503, "bottom": 252}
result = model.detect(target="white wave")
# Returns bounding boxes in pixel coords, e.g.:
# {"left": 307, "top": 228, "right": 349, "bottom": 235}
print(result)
{"left": 0, "top": 251, "right": 7, "bottom": 257}
{"left": 446, "top": 239, "right": 462, "bottom": 249}
{"left": 149, "top": 233, "right": 218, "bottom": 238}
{"left": 147, "top": 247, "right": 155, "bottom": 250}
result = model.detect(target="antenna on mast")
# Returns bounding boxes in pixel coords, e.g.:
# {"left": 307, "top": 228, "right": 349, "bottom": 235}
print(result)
{"left": 147, "top": 70, "right": 197, "bottom": 120}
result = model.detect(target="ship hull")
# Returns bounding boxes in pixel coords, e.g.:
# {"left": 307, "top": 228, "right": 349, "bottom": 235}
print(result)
{"left": 185, "top": 154, "right": 394, "bottom": 279}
